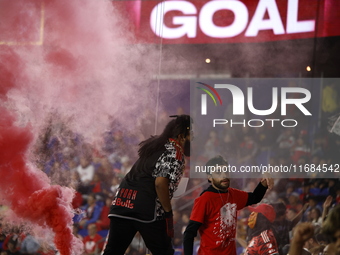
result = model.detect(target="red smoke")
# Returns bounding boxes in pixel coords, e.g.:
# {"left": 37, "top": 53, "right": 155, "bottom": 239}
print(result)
{"left": 0, "top": 0, "right": 158, "bottom": 253}
{"left": 0, "top": 0, "right": 93, "bottom": 253}
{"left": 0, "top": 50, "right": 83, "bottom": 255}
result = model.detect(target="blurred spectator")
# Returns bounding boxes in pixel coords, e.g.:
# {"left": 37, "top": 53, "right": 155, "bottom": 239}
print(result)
{"left": 300, "top": 195, "right": 320, "bottom": 222}
{"left": 254, "top": 122, "right": 275, "bottom": 151}
{"left": 108, "top": 176, "right": 120, "bottom": 198}
{"left": 119, "top": 156, "right": 132, "bottom": 178}
{"left": 291, "top": 136, "right": 311, "bottom": 164}
{"left": 271, "top": 202, "right": 308, "bottom": 255}
{"left": 95, "top": 196, "right": 111, "bottom": 233}
{"left": 309, "top": 180, "right": 330, "bottom": 199}
{"left": 220, "top": 132, "right": 237, "bottom": 160}
{"left": 279, "top": 182, "right": 295, "bottom": 201}
{"left": 82, "top": 224, "right": 104, "bottom": 255}
{"left": 286, "top": 208, "right": 298, "bottom": 222}
{"left": 72, "top": 186, "right": 84, "bottom": 211}
{"left": 298, "top": 181, "right": 313, "bottom": 204}
{"left": 276, "top": 128, "right": 295, "bottom": 158}
{"left": 328, "top": 179, "right": 339, "bottom": 199}
{"left": 202, "top": 130, "right": 220, "bottom": 160}
{"left": 310, "top": 207, "right": 323, "bottom": 227}
{"left": 311, "top": 133, "right": 328, "bottom": 158}
{"left": 93, "top": 158, "right": 114, "bottom": 189}
{"left": 76, "top": 155, "right": 95, "bottom": 194}
{"left": 99, "top": 156, "right": 113, "bottom": 173}
{"left": 237, "top": 134, "right": 258, "bottom": 165}
{"left": 89, "top": 173, "right": 106, "bottom": 199}
{"left": 78, "top": 194, "right": 102, "bottom": 231}
{"left": 287, "top": 192, "right": 303, "bottom": 212}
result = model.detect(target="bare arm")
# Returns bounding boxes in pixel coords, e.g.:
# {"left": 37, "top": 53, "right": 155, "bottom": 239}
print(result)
{"left": 288, "top": 223, "right": 314, "bottom": 255}
{"left": 291, "top": 203, "right": 309, "bottom": 227}
{"left": 155, "top": 177, "right": 172, "bottom": 212}
{"left": 322, "top": 195, "right": 333, "bottom": 223}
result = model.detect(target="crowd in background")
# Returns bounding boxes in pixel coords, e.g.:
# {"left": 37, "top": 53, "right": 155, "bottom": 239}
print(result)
{"left": 0, "top": 82, "right": 340, "bottom": 255}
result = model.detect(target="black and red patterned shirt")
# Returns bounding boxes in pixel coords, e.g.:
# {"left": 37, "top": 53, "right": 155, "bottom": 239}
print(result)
{"left": 108, "top": 140, "right": 185, "bottom": 222}
{"left": 244, "top": 229, "right": 279, "bottom": 255}
{"left": 153, "top": 140, "right": 185, "bottom": 218}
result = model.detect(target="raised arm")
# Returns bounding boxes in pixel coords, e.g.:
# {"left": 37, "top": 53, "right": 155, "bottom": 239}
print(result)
{"left": 246, "top": 178, "right": 272, "bottom": 206}
{"left": 322, "top": 195, "right": 333, "bottom": 223}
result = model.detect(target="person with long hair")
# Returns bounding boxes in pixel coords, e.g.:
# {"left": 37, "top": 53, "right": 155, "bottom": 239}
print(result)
{"left": 244, "top": 204, "right": 279, "bottom": 255}
{"left": 102, "top": 115, "right": 193, "bottom": 255}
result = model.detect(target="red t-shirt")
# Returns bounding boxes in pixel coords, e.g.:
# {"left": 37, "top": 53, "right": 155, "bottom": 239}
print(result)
{"left": 244, "top": 229, "right": 279, "bottom": 255}
{"left": 83, "top": 234, "right": 104, "bottom": 254}
{"left": 190, "top": 187, "right": 248, "bottom": 255}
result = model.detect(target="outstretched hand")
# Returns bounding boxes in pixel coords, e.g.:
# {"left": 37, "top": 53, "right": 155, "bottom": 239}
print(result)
{"left": 323, "top": 195, "right": 333, "bottom": 209}
{"left": 260, "top": 175, "right": 274, "bottom": 190}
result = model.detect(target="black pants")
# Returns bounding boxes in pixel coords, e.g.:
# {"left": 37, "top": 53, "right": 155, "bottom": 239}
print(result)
{"left": 102, "top": 217, "right": 174, "bottom": 255}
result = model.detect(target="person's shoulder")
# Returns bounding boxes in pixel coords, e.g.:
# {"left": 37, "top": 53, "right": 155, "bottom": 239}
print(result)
{"left": 192, "top": 191, "right": 214, "bottom": 209}
{"left": 83, "top": 235, "right": 90, "bottom": 242}
{"left": 94, "top": 234, "right": 103, "bottom": 240}
{"left": 228, "top": 187, "right": 246, "bottom": 194}
{"left": 196, "top": 187, "right": 214, "bottom": 199}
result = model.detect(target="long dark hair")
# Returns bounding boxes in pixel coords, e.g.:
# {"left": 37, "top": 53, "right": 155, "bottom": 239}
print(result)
{"left": 247, "top": 213, "right": 274, "bottom": 241}
{"left": 138, "top": 115, "right": 192, "bottom": 159}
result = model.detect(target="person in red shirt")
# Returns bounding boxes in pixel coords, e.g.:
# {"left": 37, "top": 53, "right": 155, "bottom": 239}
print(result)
{"left": 183, "top": 155, "right": 273, "bottom": 255}
{"left": 244, "top": 204, "right": 279, "bottom": 255}
{"left": 83, "top": 223, "right": 104, "bottom": 255}
{"left": 95, "top": 196, "right": 111, "bottom": 231}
